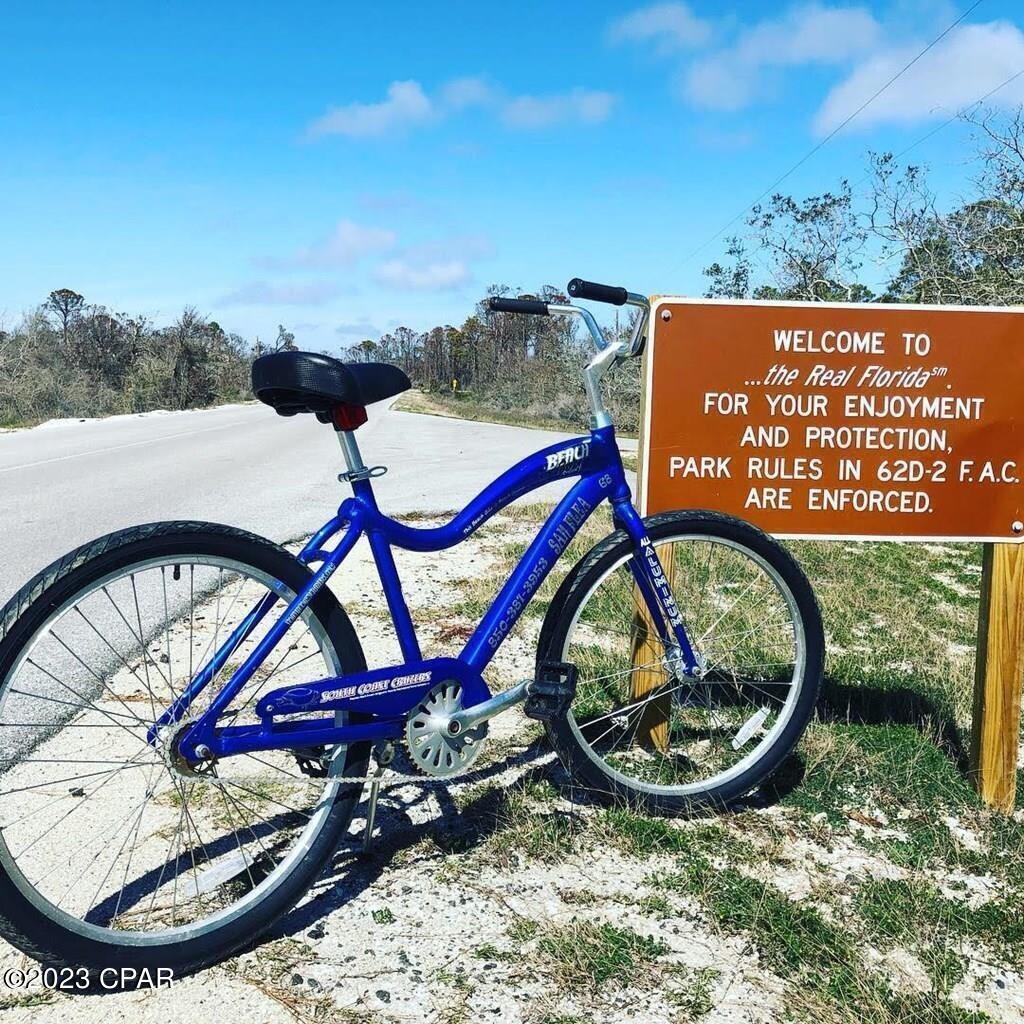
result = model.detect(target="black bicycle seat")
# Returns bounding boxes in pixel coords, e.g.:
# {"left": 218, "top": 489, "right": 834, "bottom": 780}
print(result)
{"left": 251, "top": 351, "right": 410, "bottom": 417}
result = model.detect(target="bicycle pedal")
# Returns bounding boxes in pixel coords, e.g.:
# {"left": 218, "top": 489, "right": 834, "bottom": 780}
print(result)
{"left": 294, "top": 745, "right": 329, "bottom": 778}
{"left": 524, "top": 661, "right": 577, "bottom": 722}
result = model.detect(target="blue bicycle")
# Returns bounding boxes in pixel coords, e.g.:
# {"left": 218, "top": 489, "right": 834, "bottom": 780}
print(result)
{"left": 0, "top": 279, "right": 823, "bottom": 977}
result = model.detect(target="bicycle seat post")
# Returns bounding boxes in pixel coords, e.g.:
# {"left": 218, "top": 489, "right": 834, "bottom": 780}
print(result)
{"left": 335, "top": 425, "right": 389, "bottom": 485}
{"left": 337, "top": 429, "right": 366, "bottom": 478}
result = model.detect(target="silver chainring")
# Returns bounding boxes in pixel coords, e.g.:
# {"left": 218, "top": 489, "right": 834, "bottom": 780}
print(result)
{"left": 405, "top": 680, "right": 488, "bottom": 777}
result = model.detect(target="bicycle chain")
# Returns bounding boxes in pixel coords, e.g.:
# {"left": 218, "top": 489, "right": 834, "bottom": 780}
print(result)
{"left": 202, "top": 761, "right": 484, "bottom": 790}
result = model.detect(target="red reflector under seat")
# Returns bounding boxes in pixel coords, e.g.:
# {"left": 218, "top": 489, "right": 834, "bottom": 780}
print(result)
{"left": 331, "top": 403, "right": 368, "bottom": 430}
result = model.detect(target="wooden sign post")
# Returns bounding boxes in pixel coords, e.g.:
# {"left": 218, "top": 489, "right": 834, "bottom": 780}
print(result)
{"left": 634, "top": 297, "right": 1024, "bottom": 810}
{"left": 971, "top": 543, "right": 1024, "bottom": 810}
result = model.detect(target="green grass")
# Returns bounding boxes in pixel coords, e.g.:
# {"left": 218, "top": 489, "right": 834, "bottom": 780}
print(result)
{"left": 856, "top": 877, "right": 1024, "bottom": 954}
{"left": 658, "top": 859, "right": 858, "bottom": 987}
{"left": 507, "top": 916, "right": 539, "bottom": 943}
{"left": 471, "top": 942, "right": 516, "bottom": 963}
{"left": 667, "top": 966, "right": 720, "bottom": 1018}
{"left": 782, "top": 722, "right": 978, "bottom": 821}
{"left": 636, "top": 892, "right": 674, "bottom": 918}
{"left": 601, "top": 807, "right": 738, "bottom": 859}
{"left": 533, "top": 921, "right": 668, "bottom": 989}
{"left": 651, "top": 858, "right": 998, "bottom": 1022}
{"left": 394, "top": 388, "right": 583, "bottom": 434}
{"left": 790, "top": 538, "right": 982, "bottom": 733}
{"left": 920, "top": 945, "right": 969, "bottom": 997}
{"left": 490, "top": 784, "right": 580, "bottom": 863}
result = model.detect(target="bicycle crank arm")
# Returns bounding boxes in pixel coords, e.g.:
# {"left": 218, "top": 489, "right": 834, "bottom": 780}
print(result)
{"left": 445, "top": 679, "right": 529, "bottom": 734}
{"left": 447, "top": 659, "right": 579, "bottom": 733}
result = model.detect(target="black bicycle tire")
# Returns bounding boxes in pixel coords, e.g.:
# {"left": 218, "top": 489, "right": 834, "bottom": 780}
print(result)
{"left": 0, "top": 521, "right": 369, "bottom": 980}
{"left": 537, "top": 510, "right": 824, "bottom": 816}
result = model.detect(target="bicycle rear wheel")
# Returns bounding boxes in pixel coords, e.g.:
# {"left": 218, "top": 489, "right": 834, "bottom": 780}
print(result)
{"left": 0, "top": 522, "right": 368, "bottom": 978}
{"left": 538, "top": 510, "right": 823, "bottom": 815}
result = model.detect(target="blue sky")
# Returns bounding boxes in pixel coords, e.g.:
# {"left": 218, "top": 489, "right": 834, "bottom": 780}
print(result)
{"left": 2, "top": 1, "right": 1023, "bottom": 348}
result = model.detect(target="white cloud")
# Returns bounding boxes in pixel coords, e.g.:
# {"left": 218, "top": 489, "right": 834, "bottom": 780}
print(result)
{"left": 502, "top": 88, "right": 616, "bottom": 128}
{"left": 335, "top": 319, "right": 382, "bottom": 338}
{"left": 308, "top": 78, "right": 616, "bottom": 139}
{"left": 286, "top": 220, "right": 397, "bottom": 269}
{"left": 403, "top": 234, "right": 495, "bottom": 262}
{"left": 371, "top": 233, "right": 493, "bottom": 292}
{"left": 307, "top": 80, "right": 433, "bottom": 139}
{"left": 684, "top": 59, "right": 756, "bottom": 111}
{"left": 814, "top": 21, "right": 1024, "bottom": 133}
{"left": 357, "top": 191, "right": 429, "bottom": 215}
{"left": 696, "top": 126, "right": 757, "bottom": 151}
{"left": 374, "top": 259, "right": 471, "bottom": 291}
{"left": 217, "top": 280, "right": 343, "bottom": 307}
{"left": 681, "top": 3, "right": 881, "bottom": 111}
{"left": 607, "top": 3, "right": 713, "bottom": 54}
{"left": 440, "top": 76, "right": 496, "bottom": 110}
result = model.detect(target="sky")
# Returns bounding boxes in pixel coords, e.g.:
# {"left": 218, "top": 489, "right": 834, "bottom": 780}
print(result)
{"left": 2, "top": 0, "right": 1024, "bottom": 349}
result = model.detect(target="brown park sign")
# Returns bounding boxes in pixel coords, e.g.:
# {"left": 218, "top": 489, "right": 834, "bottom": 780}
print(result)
{"left": 639, "top": 299, "right": 1024, "bottom": 542}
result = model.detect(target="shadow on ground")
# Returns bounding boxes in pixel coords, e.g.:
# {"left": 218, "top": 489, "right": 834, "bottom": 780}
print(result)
{"left": 253, "top": 675, "right": 974, "bottom": 951}
{"left": 818, "top": 676, "right": 968, "bottom": 770}
{"left": 268, "top": 735, "right": 566, "bottom": 943}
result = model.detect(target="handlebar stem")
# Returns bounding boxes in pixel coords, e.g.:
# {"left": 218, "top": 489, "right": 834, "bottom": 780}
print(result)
{"left": 547, "top": 303, "right": 621, "bottom": 427}
{"left": 492, "top": 286, "right": 651, "bottom": 429}
{"left": 548, "top": 296, "right": 650, "bottom": 427}
{"left": 583, "top": 341, "right": 627, "bottom": 429}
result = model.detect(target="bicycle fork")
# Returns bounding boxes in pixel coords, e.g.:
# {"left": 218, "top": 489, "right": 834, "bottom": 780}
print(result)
{"left": 612, "top": 498, "right": 702, "bottom": 677}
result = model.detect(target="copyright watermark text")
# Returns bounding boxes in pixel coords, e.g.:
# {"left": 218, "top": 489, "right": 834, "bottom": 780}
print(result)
{"left": 3, "top": 966, "right": 175, "bottom": 991}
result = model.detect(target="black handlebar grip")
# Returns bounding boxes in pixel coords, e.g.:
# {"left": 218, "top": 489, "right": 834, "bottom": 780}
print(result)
{"left": 488, "top": 296, "right": 549, "bottom": 315}
{"left": 566, "top": 278, "right": 629, "bottom": 306}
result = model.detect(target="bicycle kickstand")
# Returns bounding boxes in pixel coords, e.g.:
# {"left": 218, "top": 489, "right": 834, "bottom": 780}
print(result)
{"left": 362, "top": 741, "right": 395, "bottom": 855}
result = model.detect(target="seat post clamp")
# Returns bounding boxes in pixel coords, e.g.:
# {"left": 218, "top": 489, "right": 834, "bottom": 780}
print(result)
{"left": 339, "top": 465, "right": 388, "bottom": 484}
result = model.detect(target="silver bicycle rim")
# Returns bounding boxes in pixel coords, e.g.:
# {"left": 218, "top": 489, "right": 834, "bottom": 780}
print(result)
{"left": 0, "top": 553, "right": 351, "bottom": 947}
{"left": 560, "top": 533, "right": 806, "bottom": 797}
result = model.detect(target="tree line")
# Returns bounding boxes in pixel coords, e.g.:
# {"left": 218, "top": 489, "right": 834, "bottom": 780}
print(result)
{"left": 0, "top": 289, "right": 310, "bottom": 427}
{"left": 340, "top": 288, "right": 644, "bottom": 431}
{"left": 703, "top": 109, "right": 1023, "bottom": 307}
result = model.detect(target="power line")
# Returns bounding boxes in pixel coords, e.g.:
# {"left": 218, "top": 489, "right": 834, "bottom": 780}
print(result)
{"left": 849, "top": 63, "right": 1024, "bottom": 276}
{"left": 680, "top": 0, "right": 987, "bottom": 268}
{"left": 710, "top": 63, "right": 1024, "bottom": 293}
{"left": 879, "top": 66, "right": 1024, "bottom": 170}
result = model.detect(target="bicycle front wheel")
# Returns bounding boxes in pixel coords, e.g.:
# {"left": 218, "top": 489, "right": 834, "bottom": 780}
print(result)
{"left": 538, "top": 510, "right": 823, "bottom": 815}
{"left": 0, "top": 522, "right": 368, "bottom": 978}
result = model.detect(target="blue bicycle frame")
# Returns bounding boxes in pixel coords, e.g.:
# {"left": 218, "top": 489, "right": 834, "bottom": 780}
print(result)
{"left": 151, "top": 424, "right": 699, "bottom": 762}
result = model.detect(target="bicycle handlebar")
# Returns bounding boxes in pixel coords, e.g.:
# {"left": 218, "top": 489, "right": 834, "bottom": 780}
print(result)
{"left": 566, "top": 278, "right": 628, "bottom": 306}
{"left": 488, "top": 281, "right": 649, "bottom": 367}
{"left": 488, "top": 296, "right": 549, "bottom": 316}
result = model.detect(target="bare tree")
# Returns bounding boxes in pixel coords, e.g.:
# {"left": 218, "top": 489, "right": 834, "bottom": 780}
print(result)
{"left": 274, "top": 325, "right": 296, "bottom": 351}
{"left": 748, "top": 184, "right": 872, "bottom": 302}
{"left": 870, "top": 115, "right": 1024, "bottom": 306}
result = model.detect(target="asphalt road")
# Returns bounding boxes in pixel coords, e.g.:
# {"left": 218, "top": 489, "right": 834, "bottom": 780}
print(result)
{"left": 0, "top": 400, "right": 634, "bottom": 606}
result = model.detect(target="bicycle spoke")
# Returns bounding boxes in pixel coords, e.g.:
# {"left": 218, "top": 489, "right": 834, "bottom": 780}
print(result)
{"left": 45, "top": 635, "right": 150, "bottom": 730}
{"left": 564, "top": 533, "right": 804, "bottom": 792}
{"left": 8, "top": 746, "right": 158, "bottom": 849}
{"left": 0, "top": 763, "right": 155, "bottom": 798}
{"left": 110, "top": 764, "right": 163, "bottom": 924}
{"left": 128, "top": 575, "right": 174, "bottom": 694}
{"left": 0, "top": 549, "right": 346, "bottom": 942}
{"left": 85, "top": 766, "right": 161, "bottom": 923}
{"left": 229, "top": 643, "right": 323, "bottom": 722}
